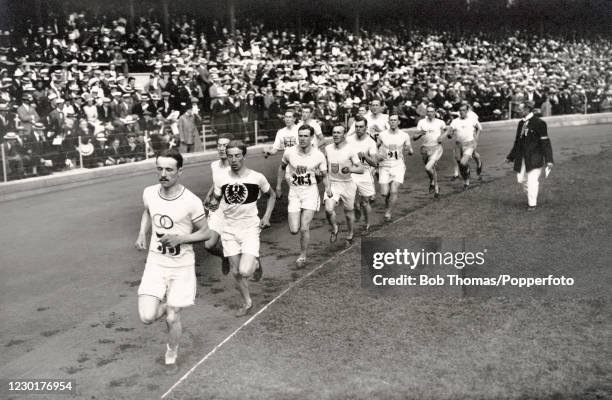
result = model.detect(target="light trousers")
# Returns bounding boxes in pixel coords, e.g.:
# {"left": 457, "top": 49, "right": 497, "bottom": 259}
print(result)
{"left": 516, "top": 160, "right": 542, "bottom": 207}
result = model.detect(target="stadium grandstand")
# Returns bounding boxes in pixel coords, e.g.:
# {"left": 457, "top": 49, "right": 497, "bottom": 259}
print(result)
{"left": 0, "top": 0, "right": 610, "bottom": 181}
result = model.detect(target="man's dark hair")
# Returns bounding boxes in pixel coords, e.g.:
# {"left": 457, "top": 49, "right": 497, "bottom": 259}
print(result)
{"left": 354, "top": 116, "right": 368, "bottom": 126}
{"left": 227, "top": 139, "right": 247, "bottom": 155}
{"left": 157, "top": 148, "right": 183, "bottom": 169}
{"left": 297, "top": 124, "right": 315, "bottom": 136}
{"left": 218, "top": 133, "right": 234, "bottom": 142}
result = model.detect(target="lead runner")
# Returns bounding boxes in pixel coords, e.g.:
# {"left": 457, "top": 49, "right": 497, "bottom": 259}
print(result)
{"left": 135, "top": 148, "right": 212, "bottom": 368}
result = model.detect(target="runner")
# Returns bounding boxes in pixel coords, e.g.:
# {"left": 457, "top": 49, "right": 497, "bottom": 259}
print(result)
{"left": 209, "top": 140, "right": 276, "bottom": 316}
{"left": 365, "top": 99, "right": 390, "bottom": 142}
{"left": 413, "top": 106, "right": 447, "bottom": 199}
{"left": 135, "top": 148, "right": 212, "bottom": 367}
{"left": 448, "top": 104, "right": 482, "bottom": 190}
{"left": 376, "top": 114, "right": 414, "bottom": 221}
{"left": 276, "top": 124, "right": 329, "bottom": 267}
{"left": 299, "top": 104, "right": 326, "bottom": 148}
{"left": 203, "top": 135, "right": 232, "bottom": 275}
{"left": 451, "top": 103, "right": 483, "bottom": 180}
{"left": 324, "top": 125, "right": 364, "bottom": 246}
{"left": 264, "top": 110, "right": 299, "bottom": 157}
{"left": 346, "top": 116, "right": 379, "bottom": 234}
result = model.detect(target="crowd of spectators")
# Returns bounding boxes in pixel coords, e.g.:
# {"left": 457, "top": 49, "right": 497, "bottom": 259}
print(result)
{"left": 1, "top": 11, "right": 611, "bottom": 180}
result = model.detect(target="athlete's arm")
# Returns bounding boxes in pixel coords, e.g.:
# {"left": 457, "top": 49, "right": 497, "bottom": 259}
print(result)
{"left": 344, "top": 154, "right": 364, "bottom": 174}
{"left": 316, "top": 133, "right": 330, "bottom": 149}
{"left": 260, "top": 186, "right": 276, "bottom": 229}
{"left": 438, "top": 122, "right": 448, "bottom": 142}
{"left": 135, "top": 206, "right": 151, "bottom": 251}
{"left": 412, "top": 124, "right": 425, "bottom": 140}
{"left": 403, "top": 136, "right": 414, "bottom": 156}
{"left": 160, "top": 217, "right": 212, "bottom": 248}
{"left": 474, "top": 122, "right": 482, "bottom": 142}
{"left": 276, "top": 159, "right": 288, "bottom": 199}
{"left": 209, "top": 183, "right": 223, "bottom": 209}
{"left": 447, "top": 123, "right": 456, "bottom": 139}
{"left": 264, "top": 145, "right": 279, "bottom": 157}
{"left": 322, "top": 170, "right": 332, "bottom": 198}
{"left": 361, "top": 150, "right": 379, "bottom": 167}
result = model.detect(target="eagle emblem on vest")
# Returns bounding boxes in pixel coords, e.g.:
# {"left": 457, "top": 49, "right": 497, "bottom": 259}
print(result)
{"left": 224, "top": 182, "right": 248, "bottom": 204}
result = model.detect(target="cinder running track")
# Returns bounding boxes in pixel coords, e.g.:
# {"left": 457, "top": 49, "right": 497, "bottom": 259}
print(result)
{"left": 1, "top": 123, "right": 610, "bottom": 399}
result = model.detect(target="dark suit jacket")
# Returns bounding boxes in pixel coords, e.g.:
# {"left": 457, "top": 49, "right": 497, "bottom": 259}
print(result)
{"left": 97, "top": 105, "right": 115, "bottom": 124}
{"left": 507, "top": 115, "right": 554, "bottom": 173}
{"left": 47, "top": 109, "right": 65, "bottom": 136}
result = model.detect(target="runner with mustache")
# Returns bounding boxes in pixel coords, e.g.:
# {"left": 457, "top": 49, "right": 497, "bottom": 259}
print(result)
{"left": 135, "top": 148, "right": 212, "bottom": 369}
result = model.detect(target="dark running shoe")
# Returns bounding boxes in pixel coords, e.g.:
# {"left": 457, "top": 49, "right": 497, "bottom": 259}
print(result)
{"left": 221, "top": 257, "right": 230, "bottom": 276}
{"left": 253, "top": 258, "right": 263, "bottom": 282}
{"left": 235, "top": 301, "right": 253, "bottom": 317}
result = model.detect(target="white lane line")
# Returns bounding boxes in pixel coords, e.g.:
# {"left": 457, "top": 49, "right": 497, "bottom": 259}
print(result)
{"left": 161, "top": 245, "right": 354, "bottom": 399}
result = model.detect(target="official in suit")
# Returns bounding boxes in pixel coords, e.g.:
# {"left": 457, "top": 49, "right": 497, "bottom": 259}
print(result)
{"left": 17, "top": 93, "right": 40, "bottom": 136}
{"left": 506, "top": 101, "right": 554, "bottom": 210}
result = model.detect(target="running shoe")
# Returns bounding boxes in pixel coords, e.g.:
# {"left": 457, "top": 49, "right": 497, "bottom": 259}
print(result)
{"left": 253, "top": 258, "right": 263, "bottom": 282}
{"left": 235, "top": 301, "right": 253, "bottom": 317}
{"left": 329, "top": 226, "right": 339, "bottom": 243}
{"left": 165, "top": 344, "right": 178, "bottom": 365}
{"left": 222, "top": 257, "right": 230, "bottom": 275}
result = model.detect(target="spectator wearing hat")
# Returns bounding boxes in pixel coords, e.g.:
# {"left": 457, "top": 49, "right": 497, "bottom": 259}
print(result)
{"left": 211, "top": 91, "right": 234, "bottom": 136}
{"left": 17, "top": 93, "right": 40, "bottom": 136}
{"left": 23, "top": 122, "right": 50, "bottom": 176}
{"left": 178, "top": 104, "right": 202, "bottom": 153}
{"left": 117, "top": 93, "right": 132, "bottom": 119}
{"left": 540, "top": 95, "right": 552, "bottom": 117}
{"left": 92, "top": 132, "right": 109, "bottom": 168}
{"left": 600, "top": 91, "right": 612, "bottom": 113}
{"left": 241, "top": 90, "right": 261, "bottom": 124}
{"left": 145, "top": 67, "right": 166, "bottom": 97}
{"left": 83, "top": 95, "right": 99, "bottom": 124}
{"left": 59, "top": 112, "right": 80, "bottom": 170}
{"left": 570, "top": 86, "right": 586, "bottom": 114}
{"left": 97, "top": 97, "right": 115, "bottom": 124}
{"left": 175, "top": 72, "right": 194, "bottom": 114}
{"left": 121, "top": 115, "right": 141, "bottom": 139}
{"left": 121, "top": 132, "right": 145, "bottom": 162}
{"left": 164, "top": 71, "right": 180, "bottom": 104}
{"left": 2, "top": 131, "right": 26, "bottom": 179}
{"left": 139, "top": 109, "right": 161, "bottom": 134}
{"left": 47, "top": 98, "right": 65, "bottom": 139}
{"left": 32, "top": 79, "right": 52, "bottom": 118}
{"left": 109, "top": 91, "right": 123, "bottom": 118}
{"left": 0, "top": 102, "right": 14, "bottom": 136}
{"left": 67, "top": 95, "right": 84, "bottom": 121}
{"left": 158, "top": 91, "right": 174, "bottom": 119}
{"left": 105, "top": 137, "right": 127, "bottom": 165}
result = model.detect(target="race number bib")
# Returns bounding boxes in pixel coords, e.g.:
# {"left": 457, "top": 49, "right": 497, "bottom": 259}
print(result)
{"left": 291, "top": 173, "right": 312, "bottom": 186}
{"left": 154, "top": 232, "right": 181, "bottom": 256}
{"left": 387, "top": 144, "right": 399, "bottom": 160}
{"left": 283, "top": 137, "right": 297, "bottom": 148}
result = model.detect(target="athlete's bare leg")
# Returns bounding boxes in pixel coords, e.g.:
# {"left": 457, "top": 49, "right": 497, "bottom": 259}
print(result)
{"left": 299, "top": 210, "right": 315, "bottom": 260}
{"left": 325, "top": 198, "right": 339, "bottom": 242}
